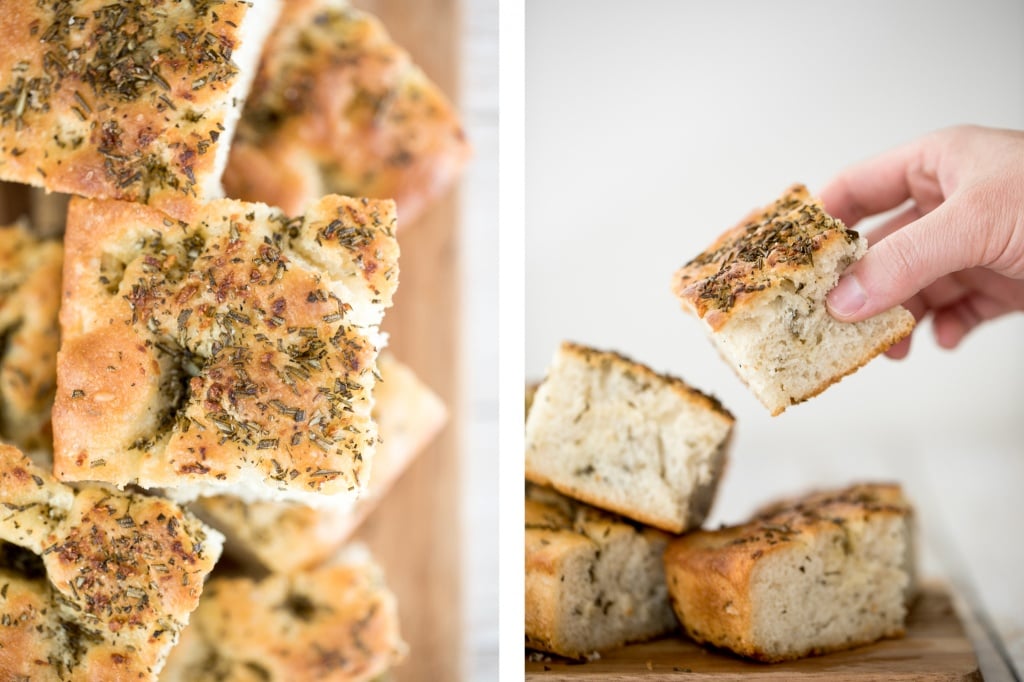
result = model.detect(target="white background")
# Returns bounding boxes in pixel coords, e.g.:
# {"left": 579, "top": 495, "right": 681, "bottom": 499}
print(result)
{"left": 527, "top": 0, "right": 1024, "bottom": 674}
{"left": 461, "top": 0, "right": 498, "bottom": 679}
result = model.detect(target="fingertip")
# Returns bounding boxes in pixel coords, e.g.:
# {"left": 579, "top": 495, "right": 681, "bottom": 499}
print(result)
{"left": 818, "top": 180, "right": 862, "bottom": 227}
{"left": 826, "top": 273, "right": 868, "bottom": 321}
{"left": 884, "top": 335, "right": 912, "bottom": 360}
{"left": 933, "top": 311, "right": 967, "bottom": 349}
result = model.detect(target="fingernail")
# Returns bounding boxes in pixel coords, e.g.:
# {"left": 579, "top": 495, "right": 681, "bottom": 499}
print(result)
{"left": 827, "top": 274, "right": 867, "bottom": 318}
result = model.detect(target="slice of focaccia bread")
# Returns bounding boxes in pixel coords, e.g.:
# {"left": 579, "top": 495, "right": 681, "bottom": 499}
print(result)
{"left": 0, "top": 0, "right": 280, "bottom": 216}
{"left": 224, "top": 0, "right": 470, "bottom": 223}
{"left": 160, "top": 545, "right": 406, "bottom": 682}
{"left": 673, "top": 184, "right": 915, "bottom": 415}
{"left": 663, "top": 482, "right": 916, "bottom": 662}
{"left": 525, "top": 484, "right": 678, "bottom": 659}
{"left": 193, "top": 353, "right": 447, "bottom": 573}
{"left": 525, "top": 342, "right": 733, "bottom": 533}
{"left": 54, "top": 194, "right": 399, "bottom": 506}
{"left": 0, "top": 223, "right": 61, "bottom": 450}
{"left": 0, "top": 444, "right": 223, "bottom": 681}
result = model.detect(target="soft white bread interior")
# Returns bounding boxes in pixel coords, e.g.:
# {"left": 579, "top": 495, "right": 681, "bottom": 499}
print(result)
{"left": 673, "top": 184, "right": 915, "bottom": 415}
{"left": 664, "top": 482, "right": 917, "bottom": 662}
{"left": 525, "top": 342, "right": 733, "bottom": 533}
{"left": 525, "top": 484, "right": 678, "bottom": 659}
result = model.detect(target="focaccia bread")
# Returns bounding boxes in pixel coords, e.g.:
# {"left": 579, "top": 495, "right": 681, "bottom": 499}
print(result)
{"left": 193, "top": 353, "right": 447, "bottom": 573}
{"left": 224, "top": 0, "right": 470, "bottom": 223}
{"left": 0, "top": 223, "right": 61, "bottom": 450}
{"left": 672, "top": 184, "right": 915, "bottom": 415}
{"left": 161, "top": 545, "right": 406, "bottom": 682}
{"left": 525, "top": 484, "right": 678, "bottom": 659}
{"left": 525, "top": 342, "right": 733, "bottom": 533}
{"left": 0, "top": 444, "right": 223, "bottom": 681}
{"left": 0, "top": 0, "right": 280, "bottom": 216}
{"left": 663, "top": 483, "right": 916, "bottom": 662}
{"left": 54, "top": 194, "right": 399, "bottom": 506}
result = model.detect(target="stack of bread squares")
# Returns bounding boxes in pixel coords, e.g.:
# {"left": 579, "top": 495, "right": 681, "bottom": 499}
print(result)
{"left": 525, "top": 185, "right": 919, "bottom": 663}
{"left": 0, "top": 1, "right": 467, "bottom": 679}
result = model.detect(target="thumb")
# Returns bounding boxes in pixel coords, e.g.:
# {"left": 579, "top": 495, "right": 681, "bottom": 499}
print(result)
{"left": 826, "top": 201, "right": 980, "bottom": 321}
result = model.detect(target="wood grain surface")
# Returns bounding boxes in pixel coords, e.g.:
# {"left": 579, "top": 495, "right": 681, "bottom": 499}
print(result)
{"left": 352, "top": 1, "right": 466, "bottom": 681}
{"left": 526, "top": 584, "right": 981, "bottom": 681}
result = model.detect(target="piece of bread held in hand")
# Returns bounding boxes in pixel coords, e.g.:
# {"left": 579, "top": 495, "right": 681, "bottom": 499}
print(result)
{"left": 525, "top": 342, "right": 733, "bottom": 534}
{"left": 672, "top": 184, "right": 915, "bottom": 415}
{"left": 525, "top": 484, "right": 678, "bottom": 659}
{"left": 664, "top": 482, "right": 917, "bottom": 662}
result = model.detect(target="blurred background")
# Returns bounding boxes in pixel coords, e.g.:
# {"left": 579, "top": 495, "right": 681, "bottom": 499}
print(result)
{"left": 527, "top": 0, "right": 1024, "bottom": 673}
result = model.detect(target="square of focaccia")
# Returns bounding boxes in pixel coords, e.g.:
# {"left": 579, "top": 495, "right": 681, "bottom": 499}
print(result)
{"left": 0, "top": 223, "right": 62, "bottom": 450}
{"left": 224, "top": 0, "right": 470, "bottom": 224}
{"left": 194, "top": 353, "right": 447, "bottom": 573}
{"left": 0, "top": 444, "right": 222, "bottom": 681}
{"left": 664, "top": 483, "right": 916, "bottom": 662}
{"left": 525, "top": 484, "right": 679, "bottom": 659}
{"left": 54, "top": 194, "right": 399, "bottom": 505}
{"left": 672, "top": 184, "right": 915, "bottom": 415}
{"left": 161, "top": 545, "right": 406, "bottom": 682}
{"left": 0, "top": 0, "right": 279, "bottom": 215}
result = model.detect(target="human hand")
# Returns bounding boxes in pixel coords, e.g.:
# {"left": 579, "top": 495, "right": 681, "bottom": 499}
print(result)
{"left": 821, "top": 124, "right": 1024, "bottom": 358}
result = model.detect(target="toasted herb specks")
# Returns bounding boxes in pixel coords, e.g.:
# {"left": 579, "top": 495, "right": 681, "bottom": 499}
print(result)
{"left": 677, "top": 185, "right": 859, "bottom": 313}
{"left": 63, "top": 196, "right": 398, "bottom": 499}
{"left": 0, "top": 1, "right": 252, "bottom": 202}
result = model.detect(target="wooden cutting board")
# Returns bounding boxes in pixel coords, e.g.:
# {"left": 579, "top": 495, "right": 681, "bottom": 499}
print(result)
{"left": 351, "top": 1, "right": 465, "bottom": 681}
{"left": 526, "top": 584, "right": 981, "bottom": 680}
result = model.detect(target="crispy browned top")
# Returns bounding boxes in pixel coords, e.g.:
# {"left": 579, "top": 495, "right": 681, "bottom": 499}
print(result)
{"left": 0, "top": 224, "right": 62, "bottom": 450}
{"left": 665, "top": 483, "right": 911, "bottom": 569}
{"left": 54, "top": 195, "right": 399, "bottom": 500}
{"left": 161, "top": 553, "right": 405, "bottom": 682}
{"left": 0, "top": 0, "right": 258, "bottom": 211}
{"left": 0, "top": 444, "right": 222, "bottom": 681}
{"left": 558, "top": 341, "right": 735, "bottom": 423}
{"left": 526, "top": 484, "right": 669, "bottom": 547}
{"left": 224, "top": 0, "right": 470, "bottom": 222}
{"left": 194, "top": 353, "right": 446, "bottom": 573}
{"left": 673, "top": 184, "right": 859, "bottom": 322}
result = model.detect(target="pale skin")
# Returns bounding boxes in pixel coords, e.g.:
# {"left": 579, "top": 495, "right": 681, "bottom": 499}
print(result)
{"left": 822, "top": 125, "right": 1024, "bottom": 358}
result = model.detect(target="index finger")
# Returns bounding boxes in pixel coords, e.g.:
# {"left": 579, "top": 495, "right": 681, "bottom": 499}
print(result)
{"left": 819, "top": 137, "right": 927, "bottom": 227}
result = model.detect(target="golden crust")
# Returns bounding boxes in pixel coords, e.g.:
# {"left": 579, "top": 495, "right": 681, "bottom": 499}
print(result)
{"left": 525, "top": 485, "right": 674, "bottom": 657}
{"left": 224, "top": 0, "right": 470, "bottom": 223}
{"left": 161, "top": 550, "right": 406, "bottom": 682}
{"left": 524, "top": 342, "right": 734, "bottom": 533}
{"left": 0, "top": 224, "right": 62, "bottom": 450}
{"left": 53, "top": 195, "right": 399, "bottom": 503}
{"left": 0, "top": 444, "right": 222, "bottom": 681}
{"left": 663, "top": 483, "right": 912, "bottom": 661}
{"left": 0, "top": 1, "right": 268, "bottom": 214}
{"left": 672, "top": 184, "right": 860, "bottom": 331}
{"left": 555, "top": 341, "right": 734, "bottom": 423}
{"left": 194, "top": 353, "right": 447, "bottom": 572}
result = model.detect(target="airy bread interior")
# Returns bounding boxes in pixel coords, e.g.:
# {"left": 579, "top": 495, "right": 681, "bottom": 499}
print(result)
{"left": 525, "top": 343, "right": 732, "bottom": 533}
{"left": 712, "top": 234, "right": 913, "bottom": 415}
{"left": 748, "top": 511, "right": 913, "bottom": 660}
{"left": 525, "top": 487, "right": 678, "bottom": 658}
